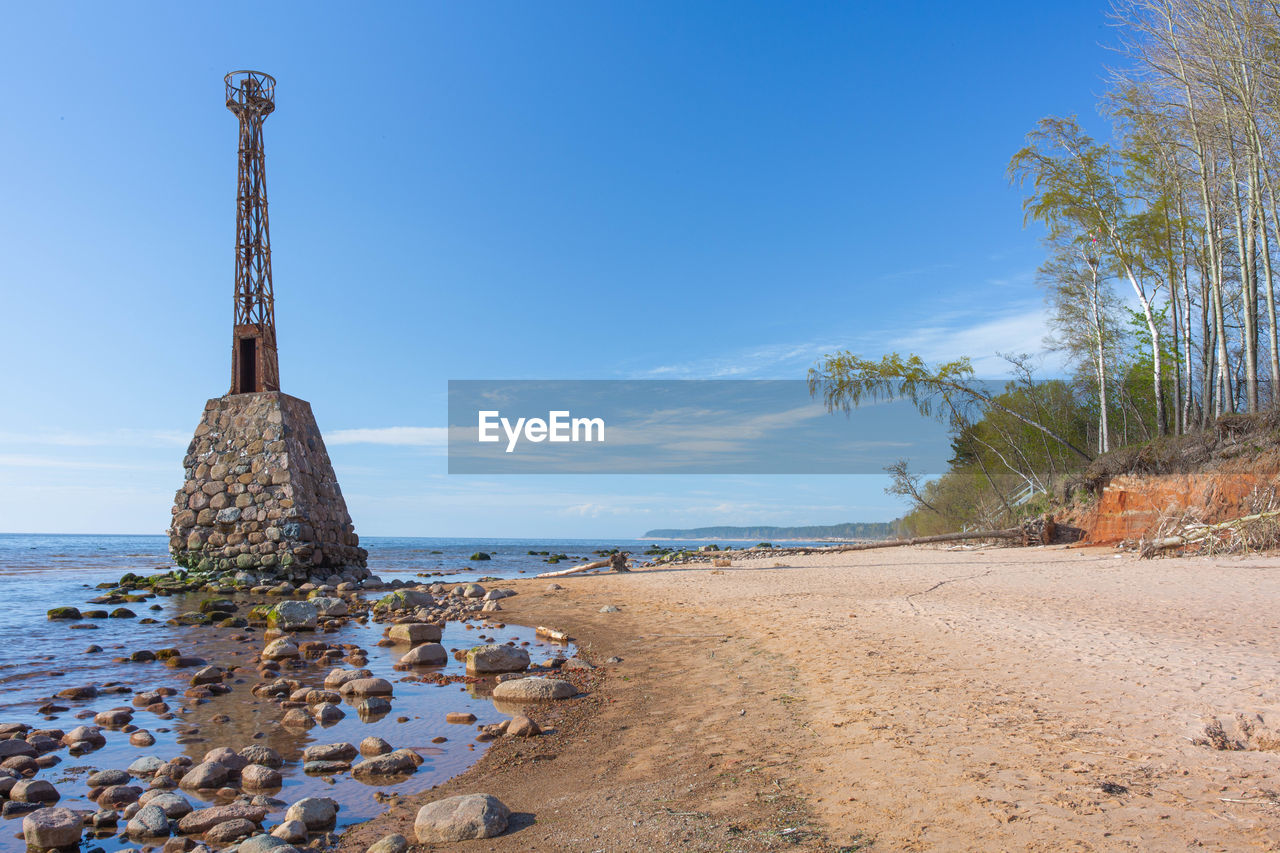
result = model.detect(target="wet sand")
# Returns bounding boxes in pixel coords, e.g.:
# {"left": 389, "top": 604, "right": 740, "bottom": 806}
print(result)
{"left": 342, "top": 546, "right": 1280, "bottom": 851}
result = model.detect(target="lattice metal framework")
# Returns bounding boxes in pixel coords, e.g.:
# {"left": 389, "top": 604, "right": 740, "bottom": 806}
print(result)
{"left": 226, "top": 70, "right": 280, "bottom": 394}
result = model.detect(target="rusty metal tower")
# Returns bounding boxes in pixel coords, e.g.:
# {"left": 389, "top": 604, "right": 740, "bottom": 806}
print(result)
{"left": 226, "top": 70, "right": 280, "bottom": 395}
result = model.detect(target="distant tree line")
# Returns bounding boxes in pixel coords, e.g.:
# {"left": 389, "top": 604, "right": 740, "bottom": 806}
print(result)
{"left": 643, "top": 523, "right": 895, "bottom": 540}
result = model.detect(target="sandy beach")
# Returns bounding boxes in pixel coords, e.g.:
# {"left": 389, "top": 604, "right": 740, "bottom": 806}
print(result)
{"left": 342, "top": 545, "right": 1280, "bottom": 851}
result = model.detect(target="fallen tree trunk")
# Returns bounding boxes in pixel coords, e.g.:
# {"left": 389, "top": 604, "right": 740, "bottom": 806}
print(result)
{"left": 795, "top": 528, "right": 1023, "bottom": 554}
{"left": 536, "top": 559, "right": 610, "bottom": 578}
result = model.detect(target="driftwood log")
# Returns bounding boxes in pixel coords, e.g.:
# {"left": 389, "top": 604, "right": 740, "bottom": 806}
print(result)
{"left": 535, "top": 552, "right": 630, "bottom": 579}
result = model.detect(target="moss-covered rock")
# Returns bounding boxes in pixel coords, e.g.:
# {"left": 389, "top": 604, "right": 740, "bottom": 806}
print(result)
{"left": 47, "top": 607, "right": 82, "bottom": 620}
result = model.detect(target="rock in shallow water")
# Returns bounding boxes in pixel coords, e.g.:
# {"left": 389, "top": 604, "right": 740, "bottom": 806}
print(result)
{"left": 241, "top": 764, "right": 282, "bottom": 790}
{"left": 339, "top": 677, "right": 393, "bottom": 696}
{"left": 270, "top": 818, "right": 308, "bottom": 843}
{"left": 126, "top": 803, "right": 171, "bottom": 838}
{"left": 262, "top": 638, "right": 299, "bottom": 660}
{"left": 178, "top": 760, "right": 229, "bottom": 791}
{"left": 302, "top": 743, "right": 357, "bottom": 763}
{"left": 491, "top": 677, "right": 577, "bottom": 702}
{"left": 177, "top": 804, "right": 269, "bottom": 834}
{"left": 128, "top": 755, "right": 165, "bottom": 777}
{"left": 240, "top": 833, "right": 294, "bottom": 853}
{"left": 239, "top": 744, "right": 283, "bottom": 768}
{"left": 267, "top": 601, "right": 317, "bottom": 631}
{"left": 12, "top": 779, "right": 58, "bottom": 803}
{"left": 86, "top": 769, "right": 130, "bottom": 788}
{"left": 360, "top": 736, "right": 392, "bottom": 756}
{"left": 398, "top": 643, "right": 446, "bottom": 666}
{"left": 414, "top": 794, "right": 510, "bottom": 842}
{"left": 284, "top": 796, "right": 337, "bottom": 830}
{"left": 137, "top": 791, "right": 192, "bottom": 818}
{"left": 206, "top": 817, "right": 257, "bottom": 843}
{"left": 351, "top": 749, "right": 420, "bottom": 780}
{"left": 387, "top": 623, "right": 441, "bottom": 645}
{"left": 465, "top": 644, "right": 530, "bottom": 675}
{"left": 22, "top": 807, "right": 81, "bottom": 850}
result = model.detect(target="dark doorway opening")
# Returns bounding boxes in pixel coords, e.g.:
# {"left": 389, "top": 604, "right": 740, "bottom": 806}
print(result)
{"left": 238, "top": 337, "right": 257, "bottom": 393}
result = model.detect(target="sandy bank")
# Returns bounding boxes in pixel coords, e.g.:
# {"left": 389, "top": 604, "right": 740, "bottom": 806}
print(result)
{"left": 342, "top": 546, "right": 1280, "bottom": 851}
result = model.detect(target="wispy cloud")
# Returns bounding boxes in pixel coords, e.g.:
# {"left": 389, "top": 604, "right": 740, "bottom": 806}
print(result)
{"left": 634, "top": 341, "right": 840, "bottom": 380}
{"left": 325, "top": 427, "right": 449, "bottom": 447}
{"left": 886, "top": 302, "right": 1061, "bottom": 374}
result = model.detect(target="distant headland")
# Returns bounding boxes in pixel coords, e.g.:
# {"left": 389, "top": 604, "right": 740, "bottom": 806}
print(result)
{"left": 641, "top": 522, "right": 894, "bottom": 541}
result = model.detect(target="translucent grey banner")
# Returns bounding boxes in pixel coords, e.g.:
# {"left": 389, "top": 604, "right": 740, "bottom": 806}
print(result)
{"left": 447, "top": 380, "right": 957, "bottom": 474}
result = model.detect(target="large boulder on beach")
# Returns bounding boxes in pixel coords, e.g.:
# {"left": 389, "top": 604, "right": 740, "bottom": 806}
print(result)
{"left": 22, "top": 807, "right": 81, "bottom": 850}
{"left": 414, "top": 794, "right": 510, "bottom": 842}
{"left": 399, "top": 643, "right": 446, "bottom": 666}
{"left": 387, "top": 623, "right": 442, "bottom": 645}
{"left": 267, "top": 601, "right": 317, "bottom": 631}
{"left": 466, "top": 644, "right": 530, "bottom": 674}
{"left": 492, "top": 677, "right": 576, "bottom": 702}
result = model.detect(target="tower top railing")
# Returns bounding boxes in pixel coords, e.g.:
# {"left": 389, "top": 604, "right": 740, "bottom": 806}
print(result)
{"left": 225, "top": 70, "right": 276, "bottom": 119}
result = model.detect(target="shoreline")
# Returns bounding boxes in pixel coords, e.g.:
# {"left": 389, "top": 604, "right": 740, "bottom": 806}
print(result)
{"left": 338, "top": 572, "right": 832, "bottom": 852}
{"left": 340, "top": 546, "right": 1280, "bottom": 851}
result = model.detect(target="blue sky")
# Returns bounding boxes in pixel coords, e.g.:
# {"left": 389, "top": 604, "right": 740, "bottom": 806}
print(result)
{"left": 0, "top": 2, "right": 1113, "bottom": 537}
